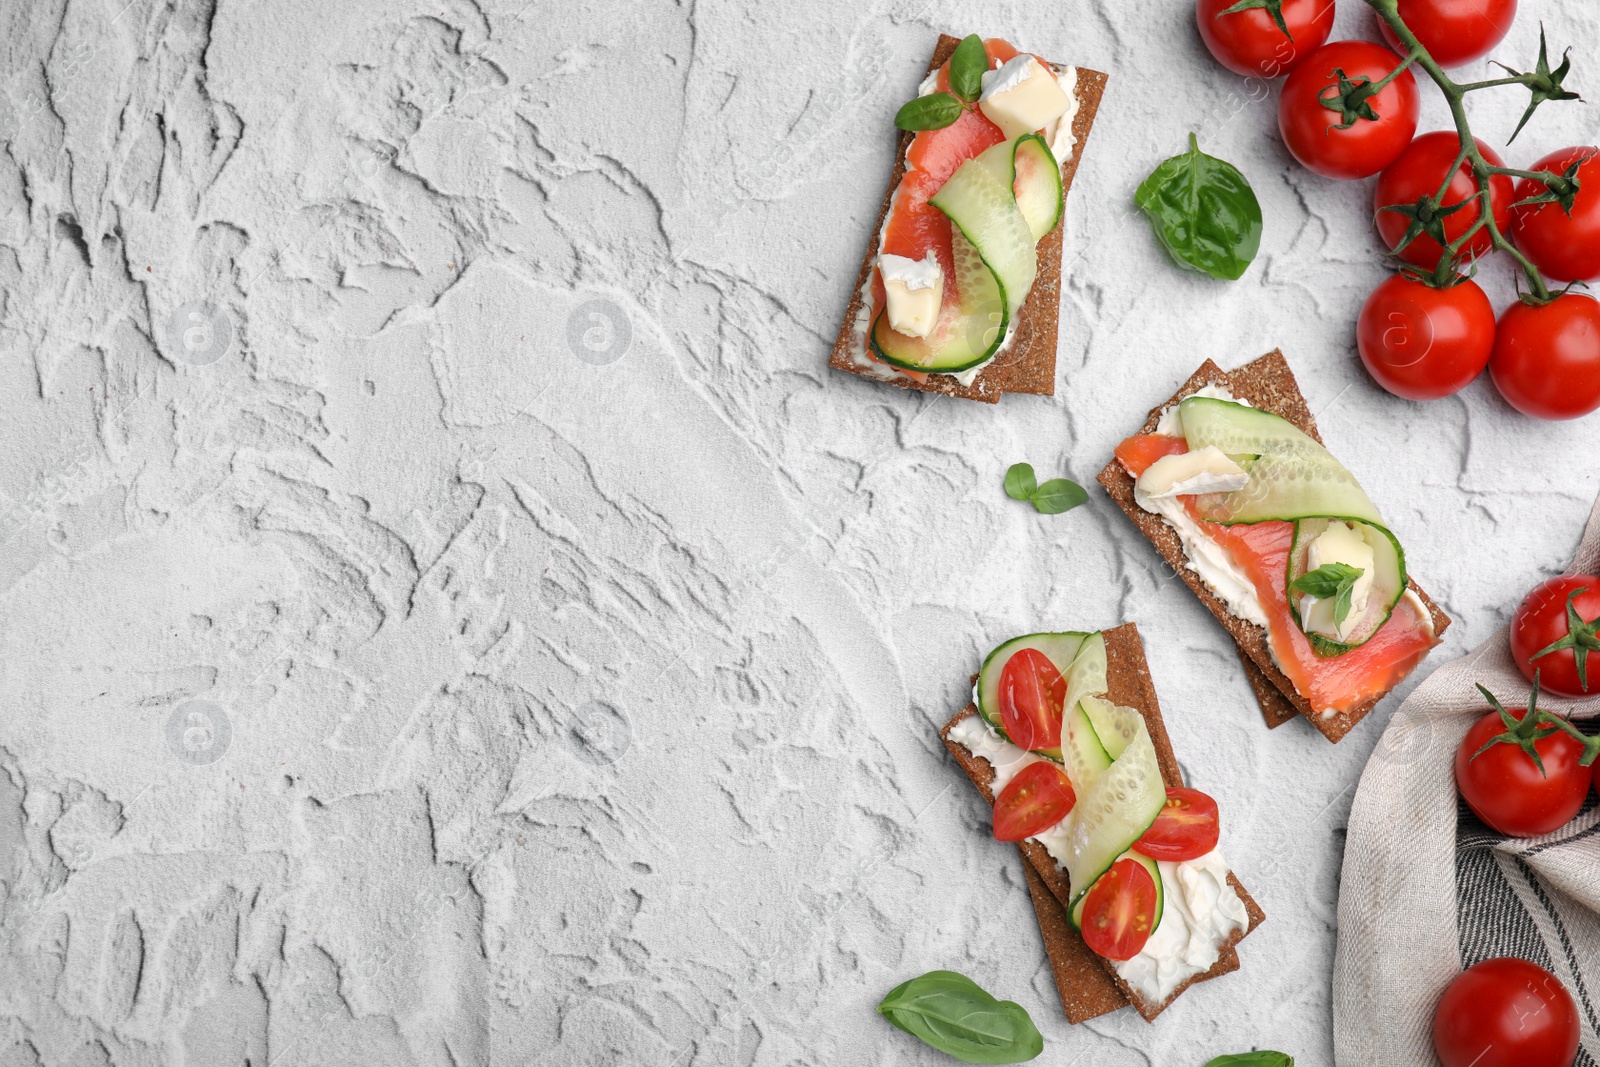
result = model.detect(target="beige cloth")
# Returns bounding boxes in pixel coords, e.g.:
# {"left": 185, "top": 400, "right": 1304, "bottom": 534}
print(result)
{"left": 1334, "top": 496, "right": 1600, "bottom": 1067}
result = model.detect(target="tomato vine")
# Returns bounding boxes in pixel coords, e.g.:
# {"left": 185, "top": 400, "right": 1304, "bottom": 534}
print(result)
{"left": 1361, "top": 0, "right": 1584, "bottom": 303}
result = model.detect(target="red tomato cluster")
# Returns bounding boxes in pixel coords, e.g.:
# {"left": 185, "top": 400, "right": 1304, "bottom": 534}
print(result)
{"left": 1431, "top": 579, "right": 1596, "bottom": 1067}
{"left": 1195, "top": 0, "right": 1600, "bottom": 419}
{"left": 1449, "top": 576, "right": 1600, "bottom": 840}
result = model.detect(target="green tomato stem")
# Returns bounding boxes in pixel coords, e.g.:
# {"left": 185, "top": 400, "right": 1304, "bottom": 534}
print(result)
{"left": 1361, "top": 0, "right": 1554, "bottom": 303}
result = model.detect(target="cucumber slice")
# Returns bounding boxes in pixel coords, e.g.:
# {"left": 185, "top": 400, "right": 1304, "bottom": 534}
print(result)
{"left": 1078, "top": 696, "right": 1140, "bottom": 761}
{"left": 1011, "top": 133, "right": 1063, "bottom": 241}
{"left": 1071, "top": 851, "right": 1164, "bottom": 934}
{"left": 870, "top": 227, "right": 1006, "bottom": 373}
{"left": 1061, "top": 719, "right": 1166, "bottom": 905}
{"left": 1060, "top": 632, "right": 1107, "bottom": 727}
{"left": 1176, "top": 397, "right": 1383, "bottom": 527}
{"left": 931, "top": 142, "right": 1039, "bottom": 318}
{"left": 1288, "top": 518, "right": 1407, "bottom": 656}
{"left": 1061, "top": 700, "right": 1112, "bottom": 787}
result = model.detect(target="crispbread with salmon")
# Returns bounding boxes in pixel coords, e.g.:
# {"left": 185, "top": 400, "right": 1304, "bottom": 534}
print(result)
{"left": 1096, "top": 351, "right": 1452, "bottom": 742}
{"left": 828, "top": 34, "right": 1107, "bottom": 403}
{"left": 941, "top": 623, "right": 1265, "bottom": 1022}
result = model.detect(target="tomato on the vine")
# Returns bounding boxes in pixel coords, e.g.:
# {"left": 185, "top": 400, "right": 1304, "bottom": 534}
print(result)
{"left": 1374, "top": 132, "right": 1513, "bottom": 268}
{"left": 1510, "top": 147, "right": 1600, "bottom": 284}
{"left": 992, "top": 761, "right": 1076, "bottom": 842}
{"left": 1454, "top": 684, "right": 1595, "bottom": 838}
{"left": 1510, "top": 576, "right": 1600, "bottom": 697}
{"left": 997, "top": 648, "right": 1065, "bottom": 751}
{"left": 1079, "top": 857, "right": 1158, "bottom": 961}
{"left": 1380, "top": 0, "right": 1518, "bottom": 69}
{"left": 1279, "top": 41, "right": 1420, "bottom": 179}
{"left": 1489, "top": 293, "right": 1600, "bottom": 420}
{"left": 1132, "top": 788, "right": 1220, "bottom": 861}
{"left": 1196, "top": 0, "right": 1334, "bottom": 79}
{"left": 1433, "top": 958, "right": 1579, "bottom": 1067}
{"left": 1358, "top": 273, "right": 1495, "bottom": 401}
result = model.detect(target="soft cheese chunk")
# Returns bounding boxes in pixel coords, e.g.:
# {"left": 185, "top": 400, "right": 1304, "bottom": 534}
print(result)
{"left": 878, "top": 252, "right": 943, "bottom": 339}
{"left": 1136, "top": 446, "right": 1249, "bottom": 499}
{"left": 979, "top": 55, "right": 1070, "bottom": 140}
{"left": 1300, "top": 521, "right": 1376, "bottom": 641}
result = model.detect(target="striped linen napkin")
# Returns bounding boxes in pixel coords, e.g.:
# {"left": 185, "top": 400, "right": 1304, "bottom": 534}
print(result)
{"left": 1333, "top": 495, "right": 1600, "bottom": 1066}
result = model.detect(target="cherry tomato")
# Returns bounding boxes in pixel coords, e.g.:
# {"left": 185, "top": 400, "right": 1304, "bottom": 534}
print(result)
{"left": 1132, "top": 788, "right": 1221, "bottom": 861}
{"left": 1433, "top": 958, "right": 1579, "bottom": 1067}
{"left": 1079, "top": 857, "right": 1159, "bottom": 961}
{"left": 1510, "top": 576, "right": 1600, "bottom": 697}
{"left": 1357, "top": 273, "right": 1495, "bottom": 401}
{"left": 997, "top": 648, "right": 1065, "bottom": 752}
{"left": 1379, "top": 0, "right": 1518, "bottom": 69}
{"left": 1279, "top": 41, "right": 1420, "bottom": 180}
{"left": 1455, "top": 702, "right": 1593, "bottom": 838}
{"left": 1374, "top": 132, "right": 1513, "bottom": 268}
{"left": 1489, "top": 293, "right": 1600, "bottom": 420}
{"left": 992, "top": 761, "right": 1077, "bottom": 842}
{"left": 1510, "top": 147, "right": 1600, "bottom": 284}
{"left": 1196, "top": 0, "right": 1334, "bottom": 79}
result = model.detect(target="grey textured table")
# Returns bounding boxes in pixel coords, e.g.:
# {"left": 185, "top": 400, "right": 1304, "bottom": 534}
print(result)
{"left": 1, "top": 1, "right": 1597, "bottom": 1064}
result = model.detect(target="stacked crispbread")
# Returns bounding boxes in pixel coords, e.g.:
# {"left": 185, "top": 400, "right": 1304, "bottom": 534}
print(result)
{"left": 941, "top": 623, "right": 1265, "bottom": 1022}
{"left": 1095, "top": 352, "right": 1452, "bottom": 741}
{"left": 828, "top": 34, "right": 1107, "bottom": 403}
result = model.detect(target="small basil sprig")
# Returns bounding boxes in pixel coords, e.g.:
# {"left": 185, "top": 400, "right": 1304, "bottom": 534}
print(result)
{"left": 877, "top": 970, "right": 1043, "bottom": 1064}
{"left": 1290, "top": 562, "right": 1365, "bottom": 628}
{"left": 1135, "top": 133, "right": 1263, "bottom": 281}
{"left": 1005, "top": 463, "right": 1087, "bottom": 515}
{"left": 1205, "top": 1053, "right": 1295, "bottom": 1067}
{"left": 895, "top": 34, "right": 986, "bottom": 131}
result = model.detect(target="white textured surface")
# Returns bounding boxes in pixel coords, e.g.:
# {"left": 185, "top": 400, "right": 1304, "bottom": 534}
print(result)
{"left": 1, "top": 2, "right": 1598, "bottom": 1065}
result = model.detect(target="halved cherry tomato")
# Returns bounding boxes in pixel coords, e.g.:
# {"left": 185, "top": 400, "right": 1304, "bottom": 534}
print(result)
{"left": 997, "top": 647, "right": 1066, "bottom": 752}
{"left": 992, "top": 761, "right": 1077, "bottom": 842}
{"left": 1133, "top": 787, "right": 1221, "bottom": 861}
{"left": 1079, "top": 857, "right": 1159, "bottom": 961}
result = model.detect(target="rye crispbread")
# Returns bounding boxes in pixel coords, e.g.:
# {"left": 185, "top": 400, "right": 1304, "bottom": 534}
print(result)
{"left": 941, "top": 623, "right": 1265, "bottom": 1022}
{"left": 828, "top": 34, "right": 1107, "bottom": 403}
{"left": 1095, "top": 352, "right": 1452, "bottom": 742}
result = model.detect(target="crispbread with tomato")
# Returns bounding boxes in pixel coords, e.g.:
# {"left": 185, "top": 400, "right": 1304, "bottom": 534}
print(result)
{"left": 828, "top": 33, "right": 1107, "bottom": 403}
{"left": 941, "top": 623, "right": 1265, "bottom": 1022}
{"left": 1097, "top": 351, "right": 1451, "bottom": 742}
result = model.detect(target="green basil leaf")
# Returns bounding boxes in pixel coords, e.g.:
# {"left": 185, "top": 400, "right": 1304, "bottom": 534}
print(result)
{"left": 1290, "top": 562, "right": 1364, "bottom": 625}
{"left": 1031, "top": 479, "right": 1088, "bottom": 515}
{"left": 895, "top": 92, "right": 964, "bottom": 131}
{"left": 1290, "top": 562, "right": 1363, "bottom": 601}
{"left": 1135, "top": 133, "right": 1263, "bottom": 281}
{"left": 1004, "top": 463, "right": 1037, "bottom": 501}
{"left": 1204, "top": 1053, "right": 1295, "bottom": 1067}
{"left": 949, "top": 34, "right": 988, "bottom": 103}
{"left": 878, "top": 970, "right": 1043, "bottom": 1064}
